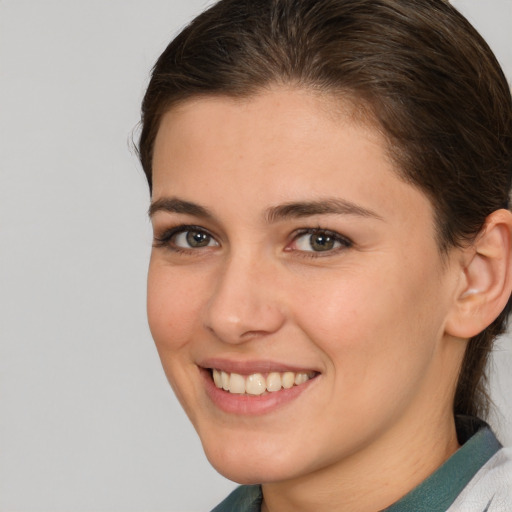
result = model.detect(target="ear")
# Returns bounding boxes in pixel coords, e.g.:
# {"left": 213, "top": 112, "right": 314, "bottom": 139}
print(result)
{"left": 445, "top": 209, "right": 512, "bottom": 339}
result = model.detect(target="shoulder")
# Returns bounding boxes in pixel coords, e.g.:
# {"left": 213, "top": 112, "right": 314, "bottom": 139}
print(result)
{"left": 210, "top": 485, "right": 262, "bottom": 512}
{"left": 447, "top": 446, "right": 512, "bottom": 512}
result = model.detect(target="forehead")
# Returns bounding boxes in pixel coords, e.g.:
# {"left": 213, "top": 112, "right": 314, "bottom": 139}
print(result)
{"left": 154, "top": 88, "right": 377, "bottom": 156}
{"left": 151, "top": 88, "right": 434, "bottom": 232}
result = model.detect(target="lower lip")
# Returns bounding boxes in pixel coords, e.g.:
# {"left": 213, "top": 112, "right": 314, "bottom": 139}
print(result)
{"left": 200, "top": 368, "right": 318, "bottom": 415}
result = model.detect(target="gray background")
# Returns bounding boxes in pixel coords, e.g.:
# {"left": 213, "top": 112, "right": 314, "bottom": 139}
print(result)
{"left": 0, "top": 1, "right": 510, "bottom": 511}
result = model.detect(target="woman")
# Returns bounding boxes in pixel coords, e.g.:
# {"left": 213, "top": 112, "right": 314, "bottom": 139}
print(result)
{"left": 138, "top": 0, "right": 512, "bottom": 510}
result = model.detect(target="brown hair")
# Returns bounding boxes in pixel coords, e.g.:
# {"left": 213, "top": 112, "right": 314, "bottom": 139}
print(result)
{"left": 138, "top": 0, "right": 512, "bottom": 419}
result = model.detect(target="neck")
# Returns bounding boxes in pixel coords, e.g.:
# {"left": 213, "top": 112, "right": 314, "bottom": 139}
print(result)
{"left": 261, "top": 411, "right": 459, "bottom": 512}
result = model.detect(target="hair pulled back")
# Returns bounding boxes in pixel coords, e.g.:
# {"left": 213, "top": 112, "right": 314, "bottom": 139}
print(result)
{"left": 139, "top": 0, "right": 512, "bottom": 419}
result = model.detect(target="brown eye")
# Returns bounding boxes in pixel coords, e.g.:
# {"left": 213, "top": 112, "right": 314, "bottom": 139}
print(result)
{"left": 308, "top": 233, "right": 336, "bottom": 251}
{"left": 185, "top": 230, "right": 211, "bottom": 247}
{"left": 173, "top": 229, "right": 218, "bottom": 249}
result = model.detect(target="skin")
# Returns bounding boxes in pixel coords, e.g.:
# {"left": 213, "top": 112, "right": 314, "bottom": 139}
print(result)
{"left": 148, "top": 88, "right": 471, "bottom": 511}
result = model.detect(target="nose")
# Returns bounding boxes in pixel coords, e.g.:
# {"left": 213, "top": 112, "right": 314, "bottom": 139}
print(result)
{"left": 203, "top": 252, "right": 286, "bottom": 344}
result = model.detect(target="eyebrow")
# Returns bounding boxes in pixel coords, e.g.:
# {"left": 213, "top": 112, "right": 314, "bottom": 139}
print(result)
{"left": 264, "top": 198, "right": 383, "bottom": 223}
{"left": 149, "top": 196, "right": 383, "bottom": 222}
{"left": 148, "top": 197, "right": 214, "bottom": 219}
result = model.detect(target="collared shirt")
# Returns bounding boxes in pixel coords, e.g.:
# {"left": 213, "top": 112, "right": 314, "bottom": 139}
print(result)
{"left": 211, "top": 416, "right": 512, "bottom": 512}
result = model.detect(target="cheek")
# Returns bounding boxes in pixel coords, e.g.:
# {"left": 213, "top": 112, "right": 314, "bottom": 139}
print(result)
{"left": 147, "top": 260, "right": 208, "bottom": 422}
{"left": 147, "top": 260, "right": 204, "bottom": 353}
{"left": 292, "top": 256, "right": 446, "bottom": 392}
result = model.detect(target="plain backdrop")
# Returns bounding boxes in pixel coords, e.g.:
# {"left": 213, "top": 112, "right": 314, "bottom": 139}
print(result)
{"left": 0, "top": 1, "right": 511, "bottom": 511}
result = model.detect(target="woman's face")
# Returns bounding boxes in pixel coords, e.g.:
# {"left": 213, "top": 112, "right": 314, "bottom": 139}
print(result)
{"left": 148, "top": 89, "right": 464, "bottom": 483}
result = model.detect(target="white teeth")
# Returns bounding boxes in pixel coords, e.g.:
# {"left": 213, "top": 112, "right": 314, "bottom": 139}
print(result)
{"left": 266, "top": 372, "right": 282, "bottom": 392}
{"left": 212, "top": 369, "right": 315, "bottom": 394}
{"left": 282, "top": 372, "right": 295, "bottom": 389}
{"left": 221, "top": 371, "right": 230, "bottom": 391}
{"left": 213, "top": 369, "right": 222, "bottom": 388}
{"left": 245, "top": 373, "right": 266, "bottom": 395}
{"left": 295, "top": 372, "right": 309, "bottom": 385}
{"left": 229, "top": 373, "right": 246, "bottom": 394}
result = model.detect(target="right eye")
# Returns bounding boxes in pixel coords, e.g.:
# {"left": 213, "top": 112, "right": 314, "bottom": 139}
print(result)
{"left": 153, "top": 226, "right": 219, "bottom": 251}
{"left": 174, "top": 229, "right": 217, "bottom": 248}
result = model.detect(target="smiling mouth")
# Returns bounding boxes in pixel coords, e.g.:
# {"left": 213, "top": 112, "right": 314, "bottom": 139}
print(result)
{"left": 210, "top": 369, "right": 318, "bottom": 395}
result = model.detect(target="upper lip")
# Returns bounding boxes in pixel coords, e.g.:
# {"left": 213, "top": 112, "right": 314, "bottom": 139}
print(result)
{"left": 198, "top": 357, "right": 320, "bottom": 375}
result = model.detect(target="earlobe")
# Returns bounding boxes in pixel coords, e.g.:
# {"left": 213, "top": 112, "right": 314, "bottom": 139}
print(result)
{"left": 446, "top": 209, "right": 512, "bottom": 339}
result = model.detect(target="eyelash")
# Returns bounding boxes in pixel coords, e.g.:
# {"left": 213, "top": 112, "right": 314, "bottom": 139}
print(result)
{"left": 153, "top": 225, "right": 353, "bottom": 256}
{"left": 288, "top": 228, "right": 353, "bottom": 257}
{"left": 153, "top": 224, "right": 218, "bottom": 254}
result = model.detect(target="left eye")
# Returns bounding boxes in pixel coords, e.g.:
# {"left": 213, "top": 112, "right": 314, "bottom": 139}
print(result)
{"left": 292, "top": 230, "right": 351, "bottom": 252}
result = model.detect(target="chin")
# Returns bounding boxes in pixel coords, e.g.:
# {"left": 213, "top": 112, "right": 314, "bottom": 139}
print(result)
{"left": 200, "top": 430, "right": 306, "bottom": 484}
{"left": 206, "top": 453, "right": 294, "bottom": 485}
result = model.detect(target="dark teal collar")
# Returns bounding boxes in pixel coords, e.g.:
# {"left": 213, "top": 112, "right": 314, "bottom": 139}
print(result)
{"left": 211, "top": 416, "right": 501, "bottom": 512}
{"left": 383, "top": 416, "right": 501, "bottom": 512}
{"left": 211, "top": 484, "right": 261, "bottom": 512}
